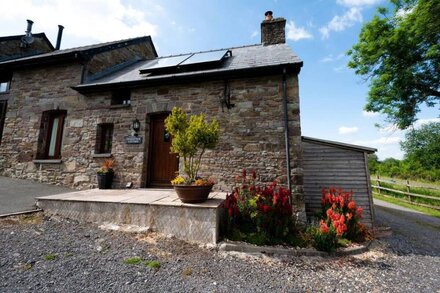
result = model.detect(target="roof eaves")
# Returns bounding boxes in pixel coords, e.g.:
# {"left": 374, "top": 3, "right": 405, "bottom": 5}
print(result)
{"left": 72, "top": 62, "right": 303, "bottom": 93}
{"left": 0, "top": 35, "right": 155, "bottom": 69}
{"left": 302, "top": 136, "right": 377, "bottom": 153}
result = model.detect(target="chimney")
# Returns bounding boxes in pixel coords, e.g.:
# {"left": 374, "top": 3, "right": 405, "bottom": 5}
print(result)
{"left": 20, "top": 19, "right": 34, "bottom": 48}
{"left": 25, "top": 19, "right": 34, "bottom": 35}
{"left": 55, "top": 25, "right": 64, "bottom": 50}
{"left": 261, "top": 11, "right": 286, "bottom": 45}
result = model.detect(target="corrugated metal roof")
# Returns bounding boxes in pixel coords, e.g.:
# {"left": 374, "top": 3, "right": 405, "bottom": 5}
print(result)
{"left": 74, "top": 43, "right": 302, "bottom": 90}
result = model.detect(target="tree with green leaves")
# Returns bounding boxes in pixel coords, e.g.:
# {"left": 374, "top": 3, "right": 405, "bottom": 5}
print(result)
{"left": 400, "top": 122, "right": 440, "bottom": 170}
{"left": 165, "top": 107, "right": 219, "bottom": 182}
{"left": 348, "top": 0, "right": 440, "bottom": 129}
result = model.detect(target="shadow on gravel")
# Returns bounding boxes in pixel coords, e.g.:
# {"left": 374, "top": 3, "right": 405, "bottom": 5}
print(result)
{"left": 374, "top": 204, "right": 440, "bottom": 257}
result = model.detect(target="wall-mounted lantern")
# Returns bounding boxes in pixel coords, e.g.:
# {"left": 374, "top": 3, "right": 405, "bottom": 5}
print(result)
{"left": 132, "top": 118, "right": 140, "bottom": 136}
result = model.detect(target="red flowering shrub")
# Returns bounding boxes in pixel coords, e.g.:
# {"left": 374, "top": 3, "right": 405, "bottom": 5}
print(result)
{"left": 223, "top": 170, "right": 295, "bottom": 245}
{"left": 320, "top": 187, "right": 366, "bottom": 241}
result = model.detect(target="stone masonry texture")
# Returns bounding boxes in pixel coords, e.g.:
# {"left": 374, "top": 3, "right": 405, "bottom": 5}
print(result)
{"left": 0, "top": 48, "right": 304, "bottom": 217}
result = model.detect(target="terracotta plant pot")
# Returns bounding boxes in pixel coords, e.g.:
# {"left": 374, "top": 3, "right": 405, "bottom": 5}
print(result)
{"left": 173, "top": 185, "right": 213, "bottom": 203}
{"left": 97, "top": 172, "right": 114, "bottom": 189}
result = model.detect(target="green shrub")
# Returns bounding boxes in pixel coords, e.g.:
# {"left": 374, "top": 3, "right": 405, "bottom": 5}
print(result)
{"left": 165, "top": 107, "right": 219, "bottom": 183}
{"left": 223, "top": 169, "right": 298, "bottom": 246}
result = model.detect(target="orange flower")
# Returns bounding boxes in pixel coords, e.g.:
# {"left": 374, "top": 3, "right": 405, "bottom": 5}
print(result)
{"left": 346, "top": 213, "right": 353, "bottom": 220}
{"left": 356, "top": 207, "right": 363, "bottom": 218}
{"left": 320, "top": 220, "right": 329, "bottom": 234}
{"left": 348, "top": 200, "right": 356, "bottom": 210}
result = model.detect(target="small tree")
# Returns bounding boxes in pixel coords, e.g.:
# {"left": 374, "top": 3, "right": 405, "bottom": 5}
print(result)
{"left": 165, "top": 107, "right": 219, "bottom": 183}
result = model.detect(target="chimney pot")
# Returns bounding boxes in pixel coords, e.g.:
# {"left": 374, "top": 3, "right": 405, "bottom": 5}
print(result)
{"left": 261, "top": 12, "right": 286, "bottom": 45}
{"left": 55, "top": 25, "right": 64, "bottom": 50}
{"left": 264, "top": 11, "right": 273, "bottom": 21}
{"left": 26, "top": 19, "right": 34, "bottom": 34}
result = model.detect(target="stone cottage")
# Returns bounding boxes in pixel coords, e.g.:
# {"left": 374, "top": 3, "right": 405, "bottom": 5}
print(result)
{"left": 0, "top": 14, "right": 375, "bottom": 225}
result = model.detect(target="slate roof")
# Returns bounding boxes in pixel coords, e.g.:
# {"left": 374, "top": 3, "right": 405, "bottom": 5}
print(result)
{"left": 74, "top": 43, "right": 303, "bottom": 92}
{"left": 0, "top": 35, "right": 156, "bottom": 68}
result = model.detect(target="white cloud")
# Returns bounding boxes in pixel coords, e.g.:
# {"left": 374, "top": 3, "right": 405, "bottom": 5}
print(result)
{"left": 320, "top": 7, "right": 363, "bottom": 39}
{"left": 321, "top": 56, "right": 334, "bottom": 63}
{"left": 413, "top": 118, "right": 440, "bottom": 128}
{"left": 0, "top": 0, "right": 158, "bottom": 49}
{"left": 338, "top": 126, "right": 359, "bottom": 135}
{"left": 354, "top": 136, "right": 401, "bottom": 146}
{"left": 378, "top": 124, "right": 402, "bottom": 135}
{"left": 286, "top": 20, "right": 313, "bottom": 41}
{"left": 362, "top": 110, "right": 379, "bottom": 117}
{"left": 321, "top": 53, "right": 345, "bottom": 63}
{"left": 250, "top": 30, "right": 258, "bottom": 39}
{"left": 337, "top": 0, "right": 382, "bottom": 7}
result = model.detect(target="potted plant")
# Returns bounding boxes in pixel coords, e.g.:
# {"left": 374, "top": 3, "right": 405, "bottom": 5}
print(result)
{"left": 97, "top": 159, "right": 115, "bottom": 189}
{"left": 165, "top": 107, "right": 219, "bottom": 203}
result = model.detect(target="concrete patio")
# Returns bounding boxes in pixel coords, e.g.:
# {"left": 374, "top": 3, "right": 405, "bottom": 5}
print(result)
{"left": 36, "top": 189, "right": 227, "bottom": 244}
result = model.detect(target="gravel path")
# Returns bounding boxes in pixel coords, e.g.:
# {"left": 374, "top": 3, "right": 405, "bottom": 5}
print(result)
{"left": 374, "top": 198, "right": 440, "bottom": 255}
{"left": 1, "top": 213, "right": 439, "bottom": 293}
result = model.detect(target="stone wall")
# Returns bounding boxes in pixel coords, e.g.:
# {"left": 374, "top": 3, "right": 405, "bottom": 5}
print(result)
{"left": 84, "top": 41, "right": 156, "bottom": 79}
{"left": 0, "top": 36, "right": 53, "bottom": 61}
{"left": 0, "top": 65, "right": 304, "bottom": 215}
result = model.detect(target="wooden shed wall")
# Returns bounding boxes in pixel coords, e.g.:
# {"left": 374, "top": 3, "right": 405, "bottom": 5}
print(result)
{"left": 302, "top": 141, "right": 374, "bottom": 227}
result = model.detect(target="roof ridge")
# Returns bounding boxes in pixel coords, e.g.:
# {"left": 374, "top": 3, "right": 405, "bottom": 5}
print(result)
{"left": 54, "top": 35, "right": 151, "bottom": 53}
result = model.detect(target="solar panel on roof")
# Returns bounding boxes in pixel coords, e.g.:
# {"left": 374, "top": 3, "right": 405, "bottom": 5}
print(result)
{"left": 180, "top": 50, "right": 230, "bottom": 66}
{"left": 139, "top": 54, "right": 191, "bottom": 73}
{"left": 139, "top": 50, "right": 231, "bottom": 74}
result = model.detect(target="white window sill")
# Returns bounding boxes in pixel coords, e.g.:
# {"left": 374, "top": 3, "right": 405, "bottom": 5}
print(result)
{"left": 33, "top": 159, "right": 62, "bottom": 164}
{"left": 92, "top": 153, "right": 112, "bottom": 158}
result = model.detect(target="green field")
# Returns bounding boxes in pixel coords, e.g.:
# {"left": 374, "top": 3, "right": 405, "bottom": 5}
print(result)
{"left": 371, "top": 176, "right": 440, "bottom": 215}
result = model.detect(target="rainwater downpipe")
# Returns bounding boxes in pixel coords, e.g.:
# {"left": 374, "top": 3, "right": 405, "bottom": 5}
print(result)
{"left": 282, "top": 67, "right": 292, "bottom": 203}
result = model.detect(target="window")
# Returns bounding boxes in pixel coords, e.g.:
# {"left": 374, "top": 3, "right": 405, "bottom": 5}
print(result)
{"left": 36, "top": 110, "right": 66, "bottom": 159}
{"left": 111, "top": 89, "right": 131, "bottom": 106}
{"left": 95, "top": 123, "right": 113, "bottom": 154}
{"left": 0, "top": 73, "right": 12, "bottom": 93}
{"left": 0, "top": 101, "right": 7, "bottom": 145}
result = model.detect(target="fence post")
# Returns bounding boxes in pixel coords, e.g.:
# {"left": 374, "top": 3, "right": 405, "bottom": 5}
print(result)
{"left": 406, "top": 179, "right": 411, "bottom": 202}
{"left": 376, "top": 174, "right": 381, "bottom": 195}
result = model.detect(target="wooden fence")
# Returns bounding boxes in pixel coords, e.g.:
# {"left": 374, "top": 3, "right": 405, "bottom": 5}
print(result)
{"left": 371, "top": 175, "right": 440, "bottom": 210}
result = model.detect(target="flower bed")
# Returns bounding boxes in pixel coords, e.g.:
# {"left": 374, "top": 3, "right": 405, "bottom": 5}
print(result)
{"left": 223, "top": 170, "right": 370, "bottom": 252}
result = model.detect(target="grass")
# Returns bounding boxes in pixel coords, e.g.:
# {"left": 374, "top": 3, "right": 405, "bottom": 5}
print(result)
{"left": 43, "top": 253, "right": 57, "bottom": 261}
{"left": 124, "top": 257, "right": 161, "bottom": 269}
{"left": 371, "top": 180, "right": 440, "bottom": 207}
{"left": 144, "top": 260, "right": 161, "bottom": 269}
{"left": 123, "top": 256, "right": 142, "bottom": 265}
{"left": 374, "top": 193, "right": 440, "bottom": 219}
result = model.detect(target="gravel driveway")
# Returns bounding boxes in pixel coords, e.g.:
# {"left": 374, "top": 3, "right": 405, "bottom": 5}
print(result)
{"left": 1, "top": 211, "right": 439, "bottom": 293}
{"left": 374, "top": 198, "right": 440, "bottom": 255}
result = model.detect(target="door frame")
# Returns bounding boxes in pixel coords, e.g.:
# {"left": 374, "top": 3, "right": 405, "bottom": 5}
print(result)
{"left": 146, "top": 111, "right": 178, "bottom": 187}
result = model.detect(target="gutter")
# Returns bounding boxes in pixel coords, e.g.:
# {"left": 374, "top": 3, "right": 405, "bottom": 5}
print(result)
{"left": 282, "top": 67, "right": 292, "bottom": 202}
{"left": 72, "top": 62, "right": 303, "bottom": 94}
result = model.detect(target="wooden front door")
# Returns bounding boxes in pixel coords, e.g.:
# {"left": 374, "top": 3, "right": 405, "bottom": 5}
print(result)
{"left": 147, "top": 114, "right": 179, "bottom": 187}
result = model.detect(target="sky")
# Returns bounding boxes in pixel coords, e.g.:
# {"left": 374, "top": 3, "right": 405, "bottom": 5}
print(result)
{"left": 0, "top": 0, "right": 438, "bottom": 160}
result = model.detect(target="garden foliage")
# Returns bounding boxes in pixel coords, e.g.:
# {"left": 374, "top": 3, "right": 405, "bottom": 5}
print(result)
{"left": 165, "top": 107, "right": 219, "bottom": 183}
{"left": 311, "top": 187, "right": 366, "bottom": 252}
{"left": 223, "top": 170, "right": 296, "bottom": 245}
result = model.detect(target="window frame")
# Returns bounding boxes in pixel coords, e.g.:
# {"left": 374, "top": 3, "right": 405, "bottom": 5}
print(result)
{"left": 36, "top": 110, "right": 67, "bottom": 160}
{"left": 0, "top": 100, "right": 7, "bottom": 145}
{"left": 95, "top": 123, "right": 114, "bottom": 154}
{"left": 0, "top": 72, "right": 12, "bottom": 94}
{"left": 111, "top": 89, "right": 131, "bottom": 106}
